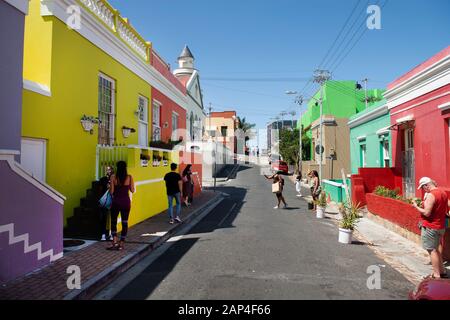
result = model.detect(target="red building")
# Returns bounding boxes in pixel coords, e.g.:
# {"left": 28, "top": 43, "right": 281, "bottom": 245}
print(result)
{"left": 151, "top": 51, "right": 187, "bottom": 143}
{"left": 384, "top": 46, "right": 450, "bottom": 198}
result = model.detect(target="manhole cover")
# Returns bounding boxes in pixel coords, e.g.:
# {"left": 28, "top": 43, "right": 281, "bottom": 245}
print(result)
{"left": 63, "top": 239, "right": 85, "bottom": 248}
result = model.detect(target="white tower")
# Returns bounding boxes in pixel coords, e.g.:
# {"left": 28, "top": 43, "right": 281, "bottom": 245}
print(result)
{"left": 174, "top": 45, "right": 195, "bottom": 76}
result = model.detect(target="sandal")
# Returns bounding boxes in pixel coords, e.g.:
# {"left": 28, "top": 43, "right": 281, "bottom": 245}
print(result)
{"left": 107, "top": 242, "right": 119, "bottom": 250}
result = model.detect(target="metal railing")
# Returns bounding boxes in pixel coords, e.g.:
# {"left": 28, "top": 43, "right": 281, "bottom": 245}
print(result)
{"left": 95, "top": 144, "right": 128, "bottom": 180}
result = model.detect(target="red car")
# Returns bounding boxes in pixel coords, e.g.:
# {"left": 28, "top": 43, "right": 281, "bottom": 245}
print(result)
{"left": 409, "top": 277, "right": 450, "bottom": 300}
{"left": 271, "top": 160, "right": 289, "bottom": 174}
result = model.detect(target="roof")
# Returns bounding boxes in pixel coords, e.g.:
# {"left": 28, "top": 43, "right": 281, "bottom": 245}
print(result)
{"left": 178, "top": 45, "right": 195, "bottom": 60}
{"left": 387, "top": 46, "right": 450, "bottom": 90}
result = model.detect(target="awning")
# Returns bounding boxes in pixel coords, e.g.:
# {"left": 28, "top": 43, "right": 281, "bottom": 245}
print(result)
{"left": 387, "top": 115, "right": 415, "bottom": 131}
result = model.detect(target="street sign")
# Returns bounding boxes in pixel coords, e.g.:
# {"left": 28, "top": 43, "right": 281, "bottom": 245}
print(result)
{"left": 315, "top": 145, "right": 324, "bottom": 155}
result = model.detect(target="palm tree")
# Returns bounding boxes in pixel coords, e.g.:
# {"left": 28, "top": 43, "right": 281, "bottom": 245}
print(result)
{"left": 237, "top": 117, "right": 256, "bottom": 155}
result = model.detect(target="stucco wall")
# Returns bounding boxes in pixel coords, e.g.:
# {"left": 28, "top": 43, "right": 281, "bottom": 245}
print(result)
{"left": 0, "top": 1, "right": 25, "bottom": 153}
{"left": 0, "top": 161, "right": 64, "bottom": 285}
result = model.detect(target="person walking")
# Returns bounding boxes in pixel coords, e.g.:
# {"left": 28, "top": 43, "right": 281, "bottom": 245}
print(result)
{"left": 310, "top": 170, "right": 321, "bottom": 211}
{"left": 264, "top": 171, "right": 287, "bottom": 209}
{"left": 99, "top": 166, "right": 113, "bottom": 241}
{"left": 413, "top": 177, "right": 450, "bottom": 278}
{"left": 108, "top": 161, "right": 135, "bottom": 251}
{"left": 164, "top": 163, "right": 183, "bottom": 224}
{"left": 182, "top": 164, "right": 194, "bottom": 207}
{"left": 295, "top": 172, "right": 302, "bottom": 197}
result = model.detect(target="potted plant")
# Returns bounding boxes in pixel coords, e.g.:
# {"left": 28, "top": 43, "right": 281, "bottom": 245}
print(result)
{"left": 80, "top": 115, "right": 100, "bottom": 132}
{"left": 140, "top": 153, "right": 150, "bottom": 167}
{"left": 315, "top": 191, "right": 327, "bottom": 219}
{"left": 122, "top": 126, "right": 136, "bottom": 138}
{"left": 153, "top": 155, "right": 162, "bottom": 166}
{"left": 338, "top": 201, "right": 361, "bottom": 244}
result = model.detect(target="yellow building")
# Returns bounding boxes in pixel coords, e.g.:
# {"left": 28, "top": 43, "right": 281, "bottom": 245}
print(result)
{"left": 21, "top": 0, "right": 188, "bottom": 235}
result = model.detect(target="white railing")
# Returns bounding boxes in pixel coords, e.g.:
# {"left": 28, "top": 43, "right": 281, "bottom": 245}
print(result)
{"left": 95, "top": 144, "right": 128, "bottom": 180}
{"left": 79, "top": 0, "right": 115, "bottom": 30}
{"left": 117, "top": 20, "right": 148, "bottom": 61}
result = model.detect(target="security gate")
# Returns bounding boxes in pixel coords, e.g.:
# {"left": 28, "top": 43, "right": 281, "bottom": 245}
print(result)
{"left": 402, "top": 128, "right": 415, "bottom": 198}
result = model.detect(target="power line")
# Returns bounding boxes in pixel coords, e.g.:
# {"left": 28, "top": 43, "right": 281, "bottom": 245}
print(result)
{"left": 318, "top": 0, "right": 363, "bottom": 69}
{"left": 202, "top": 76, "right": 310, "bottom": 82}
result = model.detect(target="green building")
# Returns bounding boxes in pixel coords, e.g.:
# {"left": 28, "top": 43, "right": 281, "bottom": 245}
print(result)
{"left": 298, "top": 80, "right": 384, "bottom": 160}
{"left": 348, "top": 99, "right": 391, "bottom": 174}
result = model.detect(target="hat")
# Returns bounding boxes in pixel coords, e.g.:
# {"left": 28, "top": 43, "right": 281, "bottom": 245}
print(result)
{"left": 417, "top": 177, "right": 432, "bottom": 190}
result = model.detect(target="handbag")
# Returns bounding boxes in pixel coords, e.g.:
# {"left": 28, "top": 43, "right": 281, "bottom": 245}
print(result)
{"left": 99, "top": 190, "right": 112, "bottom": 209}
{"left": 272, "top": 182, "right": 280, "bottom": 193}
{"left": 182, "top": 175, "right": 188, "bottom": 183}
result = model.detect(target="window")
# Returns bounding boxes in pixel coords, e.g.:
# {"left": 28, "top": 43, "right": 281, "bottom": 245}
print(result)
{"left": 360, "top": 144, "right": 367, "bottom": 168}
{"left": 382, "top": 139, "right": 390, "bottom": 167}
{"left": 405, "top": 128, "right": 414, "bottom": 150}
{"left": 171, "top": 112, "right": 179, "bottom": 141}
{"left": 98, "top": 74, "right": 115, "bottom": 145}
{"left": 138, "top": 96, "right": 149, "bottom": 147}
{"left": 221, "top": 126, "right": 228, "bottom": 137}
{"left": 152, "top": 101, "right": 161, "bottom": 141}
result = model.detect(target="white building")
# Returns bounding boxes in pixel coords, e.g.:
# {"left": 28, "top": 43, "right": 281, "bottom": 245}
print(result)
{"left": 173, "top": 45, "right": 206, "bottom": 144}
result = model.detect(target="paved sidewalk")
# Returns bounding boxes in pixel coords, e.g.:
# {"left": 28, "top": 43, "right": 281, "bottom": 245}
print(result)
{"left": 0, "top": 190, "right": 223, "bottom": 300}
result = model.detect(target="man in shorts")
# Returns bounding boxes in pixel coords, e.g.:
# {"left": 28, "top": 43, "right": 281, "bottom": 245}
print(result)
{"left": 413, "top": 177, "right": 449, "bottom": 278}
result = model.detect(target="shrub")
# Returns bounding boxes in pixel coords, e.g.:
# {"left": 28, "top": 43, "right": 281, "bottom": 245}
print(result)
{"left": 315, "top": 191, "right": 327, "bottom": 208}
{"left": 339, "top": 201, "right": 361, "bottom": 230}
{"left": 374, "top": 185, "right": 401, "bottom": 200}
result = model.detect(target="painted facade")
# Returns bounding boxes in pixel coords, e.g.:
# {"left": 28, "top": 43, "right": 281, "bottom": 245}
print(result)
{"left": 348, "top": 99, "right": 391, "bottom": 174}
{"left": 173, "top": 46, "right": 207, "bottom": 144}
{"left": 384, "top": 46, "right": 450, "bottom": 198}
{"left": 21, "top": 0, "right": 189, "bottom": 232}
{"left": 1, "top": 0, "right": 65, "bottom": 285}
{"left": 298, "top": 80, "right": 384, "bottom": 185}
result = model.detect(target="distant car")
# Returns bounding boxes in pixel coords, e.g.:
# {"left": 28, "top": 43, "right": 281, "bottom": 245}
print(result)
{"left": 268, "top": 154, "right": 280, "bottom": 165}
{"left": 409, "top": 277, "right": 450, "bottom": 300}
{"left": 271, "top": 160, "right": 289, "bottom": 174}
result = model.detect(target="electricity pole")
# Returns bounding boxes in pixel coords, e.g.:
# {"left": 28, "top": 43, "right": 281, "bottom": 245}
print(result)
{"left": 313, "top": 69, "right": 331, "bottom": 184}
{"left": 363, "top": 78, "right": 368, "bottom": 109}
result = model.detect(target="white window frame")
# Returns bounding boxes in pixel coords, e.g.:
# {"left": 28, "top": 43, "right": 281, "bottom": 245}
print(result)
{"left": 138, "top": 95, "right": 149, "bottom": 147}
{"left": 382, "top": 139, "right": 390, "bottom": 167}
{"left": 360, "top": 144, "right": 367, "bottom": 168}
{"left": 98, "top": 73, "right": 116, "bottom": 145}
{"left": 405, "top": 128, "right": 414, "bottom": 150}
{"left": 171, "top": 111, "right": 179, "bottom": 141}
{"left": 152, "top": 100, "right": 161, "bottom": 141}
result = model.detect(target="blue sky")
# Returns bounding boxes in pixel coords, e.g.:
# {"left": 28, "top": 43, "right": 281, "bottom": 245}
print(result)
{"left": 109, "top": 0, "right": 449, "bottom": 148}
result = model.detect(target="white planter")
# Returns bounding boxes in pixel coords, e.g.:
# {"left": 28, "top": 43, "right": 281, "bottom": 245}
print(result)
{"left": 81, "top": 120, "right": 94, "bottom": 132}
{"left": 338, "top": 228, "right": 353, "bottom": 244}
{"left": 316, "top": 206, "right": 325, "bottom": 219}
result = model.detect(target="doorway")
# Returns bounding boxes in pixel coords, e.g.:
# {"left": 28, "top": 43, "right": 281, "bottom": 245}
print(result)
{"left": 402, "top": 128, "right": 415, "bottom": 198}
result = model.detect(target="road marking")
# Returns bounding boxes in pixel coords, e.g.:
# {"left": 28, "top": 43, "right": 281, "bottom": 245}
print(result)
{"left": 218, "top": 202, "right": 237, "bottom": 227}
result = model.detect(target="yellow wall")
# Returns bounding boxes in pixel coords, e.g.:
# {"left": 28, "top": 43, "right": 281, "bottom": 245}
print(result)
{"left": 22, "top": 5, "right": 180, "bottom": 228}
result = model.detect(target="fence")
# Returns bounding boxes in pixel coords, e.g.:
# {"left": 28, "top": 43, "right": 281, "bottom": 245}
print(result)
{"left": 95, "top": 144, "right": 128, "bottom": 180}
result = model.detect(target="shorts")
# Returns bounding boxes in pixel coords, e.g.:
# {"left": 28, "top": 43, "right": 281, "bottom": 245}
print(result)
{"left": 275, "top": 192, "right": 283, "bottom": 199}
{"left": 421, "top": 227, "right": 445, "bottom": 251}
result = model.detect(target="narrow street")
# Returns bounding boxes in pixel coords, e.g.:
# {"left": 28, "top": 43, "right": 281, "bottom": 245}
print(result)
{"left": 109, "top": 163, "right": 414, "bottom": 300}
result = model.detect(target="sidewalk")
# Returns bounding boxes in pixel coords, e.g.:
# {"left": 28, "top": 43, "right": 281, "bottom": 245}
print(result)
{"left": 285, "top": 174, "right": 448, "bottom": 284}
{"left": 203, "top": 163, "right": 240, "bottom": 185}
{"left": 0, "top": 190, "right": 224, "bottom": 300}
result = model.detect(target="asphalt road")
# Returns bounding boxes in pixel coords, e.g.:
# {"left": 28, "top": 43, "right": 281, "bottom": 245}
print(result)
{"left": 111, "top": 163, "right": 414, "bottom": 300}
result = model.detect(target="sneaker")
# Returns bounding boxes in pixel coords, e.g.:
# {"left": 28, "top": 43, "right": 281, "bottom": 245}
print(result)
{"left": 296, "top": 194, "right": 302, "bottom": 197}
{"left": 283, "top": 204, "right": 288, "bottom": 209}
{"left": 274, "top": 206, "right": 279, "bottom": 209}
{"left": 175, "top": 217, "right": 182, "bottom": 223}
{"left": 101, "top": 234, "right": 106, "bottom": 241}
{"left": 169, "top": 219, "right": 174, "bottom": 224}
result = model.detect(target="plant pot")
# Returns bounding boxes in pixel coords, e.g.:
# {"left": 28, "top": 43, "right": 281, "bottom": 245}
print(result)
{"left": 316, "top": 206, "right": 325, "bottom": 219}
{"left": 81, "top": 120, "right": 94, "bottom": 132}
{"left": 140, "top": 160, "right": 148, "bottom": 167}
{"left": 338, "top": 228, "right": 353, "bottom": 244}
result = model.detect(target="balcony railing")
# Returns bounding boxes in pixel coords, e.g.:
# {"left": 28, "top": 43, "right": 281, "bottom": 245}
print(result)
{"left": 78, "top": 0, "right": 151, "bottom": 62}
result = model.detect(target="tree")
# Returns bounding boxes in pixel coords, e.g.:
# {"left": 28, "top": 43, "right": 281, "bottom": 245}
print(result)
{"left": 279, "top": 128, "right": 310, "bottom": 174}
{"left": 237, "top": 117, "right": 256, "bottom": 155}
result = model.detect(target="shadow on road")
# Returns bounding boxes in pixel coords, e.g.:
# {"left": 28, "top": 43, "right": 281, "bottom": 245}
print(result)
{"left": 113, "top": 185, "right": 248, "bottom": 300}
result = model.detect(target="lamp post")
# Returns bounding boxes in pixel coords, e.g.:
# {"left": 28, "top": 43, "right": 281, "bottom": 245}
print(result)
{"left": 313, "top": 69, "right": 331, "bottom": 183}
{"left": 286, "top": 91, "right": 303, "bottom": 174}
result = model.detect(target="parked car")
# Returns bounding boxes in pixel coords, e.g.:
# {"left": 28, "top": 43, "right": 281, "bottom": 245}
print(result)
{"left": 271, "top": 160, "right": 289, "bottom": 174}
{"left": 409, "top": 277, "right": 450, "bottom": 300}
{"left": 268, "top": 153, "right": 280, "bottom": 165}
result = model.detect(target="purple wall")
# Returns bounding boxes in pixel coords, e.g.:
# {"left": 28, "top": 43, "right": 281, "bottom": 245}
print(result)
{"left": 0, "top": 161, "right": 64, "bottom": 285}
{"left": 0, "top": 1, "right": 25, "bottom": 155}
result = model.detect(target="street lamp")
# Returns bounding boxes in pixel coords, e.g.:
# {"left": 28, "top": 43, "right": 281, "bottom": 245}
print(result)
{"left": 286, "top": 91, "right": 303, "bottom": 174}
{"left": 313, "top": 69, "right": 332, "bottom": 183}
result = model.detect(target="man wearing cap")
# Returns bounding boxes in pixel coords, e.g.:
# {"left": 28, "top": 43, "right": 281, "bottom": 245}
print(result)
{"left": 413, "top": 177, "right": 449, "bottom": 278}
